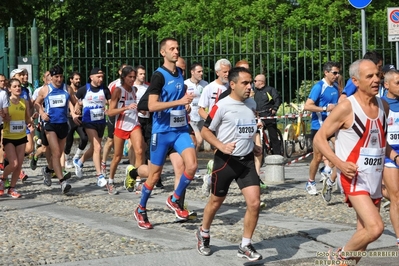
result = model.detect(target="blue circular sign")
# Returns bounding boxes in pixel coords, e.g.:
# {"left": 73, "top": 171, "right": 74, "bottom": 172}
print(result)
{"left": 348, "top": 0, "right": 372, "bottom": 9}
{"left": 391, "top": 10, "right": 399, "bottom": 24}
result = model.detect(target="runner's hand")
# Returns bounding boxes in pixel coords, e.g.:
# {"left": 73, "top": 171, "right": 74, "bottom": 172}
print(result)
{"left": 253, "top": 144, "right": 262, "bottom": 156}
{"left": 338, "top": 161, "right": 358, "bottom": 179}
{"left": 220, "top": 142, "right": 236, "bottom": 155}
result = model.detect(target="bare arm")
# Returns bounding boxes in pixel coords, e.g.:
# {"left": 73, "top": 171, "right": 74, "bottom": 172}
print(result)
{"left": 34, "top": 85, "right": 50, "bottom": 121}
{"left": 313, "top": 100, "right": 358, "bottom": 178}
{"left": 107, "top": 87, "right": 134, "bottom": 117}
{"left": 198, "top": 107, "right": 208, "bottom": 120}
{"left": 304, "top": 98, "right": 334, "bottom": 113}
{"left": 148, "top": 93, "right": 193, "bottom": 112}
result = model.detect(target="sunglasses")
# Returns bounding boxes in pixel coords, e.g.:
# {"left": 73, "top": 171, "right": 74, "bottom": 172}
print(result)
{"left": 330, "top": 71, "right": 340, "bottom": 75}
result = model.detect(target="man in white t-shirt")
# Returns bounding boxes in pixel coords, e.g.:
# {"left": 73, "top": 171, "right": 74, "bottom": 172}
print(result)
{"left": 185, "top": 62, "right": 208, "bottom": 151}
{"left": 198, "top": 58, "right": 231, "bottom": 120}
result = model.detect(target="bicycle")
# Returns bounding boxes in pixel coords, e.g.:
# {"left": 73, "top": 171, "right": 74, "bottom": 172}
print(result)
{"left": 283, "top": 103, "right": 309, "bottom": 158}
{"left": 258, "top": 119, "right": 284, "bottom": 166}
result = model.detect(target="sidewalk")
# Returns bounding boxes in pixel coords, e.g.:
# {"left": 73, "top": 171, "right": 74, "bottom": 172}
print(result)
{"left": 0, "top": 151, "right": 397, "bottom": 265}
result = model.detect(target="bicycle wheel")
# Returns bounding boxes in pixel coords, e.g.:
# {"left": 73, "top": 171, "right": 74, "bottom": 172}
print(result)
{"left": 298, "top": 121, "right": 306, "bottom": 150}
{"left": 285, "top": 140, "right": 294, "bottom": 158}
{"left": 276, "top": 128, "right": 284, "bottom": 156}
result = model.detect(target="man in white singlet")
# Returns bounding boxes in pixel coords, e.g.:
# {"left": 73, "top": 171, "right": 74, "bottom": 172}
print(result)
{"left": 314, "top": 59, "right": 399, "bottom": 264}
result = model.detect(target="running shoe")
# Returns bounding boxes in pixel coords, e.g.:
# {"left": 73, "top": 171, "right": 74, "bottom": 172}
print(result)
{"left": 305, "top": 180, "right": 317, "bottom": 195}
{"left": 194, "top": 169, "right": 201, "bottom": 178}
{"left": 135, "top": 180, "right": 142, "bottom": 195}
{"left": 4, "top": 178, "right": 10, "bottom": 189}
{"left": 319, "top": 166, "right": 331, "bottom": 183}
{"left": 237, "top": 243, "right": 263, "bottom": 261}
{"left": 155, "top": 179, "right": 164, "bottom": 189}
{"left": 0, "top": 178, "right": 4, "bottom": 196}
{"left": 63, "top": 171, "right": 72, "bottom": 180}
{"left": 73, "top": 158, "right": 83, "bottom": 178}
{"left": 134, "top": 207, "right": 153, "bottom": 229}
{"left": 101, "top": 161, "right": 106, "bottom": 175}
{"left": 65, "top": 155, "right": 73, "bottom": 169}
{"left": 124, "top": 165, "right": 136, "bottom": 192}
{"left": 19, "top": 170, "right": 28, "bottom": 182}
{"left": 106, "top": 182, "right": 119, "bottom": 195}
{"left": 260, "top": 179, "right": 268, "bottom": 189}
{"left": 206, "top": 159, "right": 214, "bottom": 175}
{"left": 96, "top": 174, "right": 107, "bottom": 187}
{"left": 61, "top": 180, "right": 71, "bottom": 194}
{"left": 202, "top": 174, "right": 211, "bottom": 197}
{"left": 7, "top": 187, "right": 21, "bottom": 198}
{"left": 166, "top": 195, "right": 189, "bottom": 220}
{"left": 195, "top": 227, "right": 211, "bottom": 256}
{"left": 42, "top": 167, "right": 52, "bottom": 187}
{"left": 321, "top": 178, "right": 334, "bottom": 203}
{"left": 30, "top": 155, "right": 38, "bottom": 170}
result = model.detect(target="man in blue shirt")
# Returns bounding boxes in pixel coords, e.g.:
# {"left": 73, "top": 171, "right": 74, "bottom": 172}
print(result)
{"left": 304, "top": 61, "right": 340, "bottom": 195}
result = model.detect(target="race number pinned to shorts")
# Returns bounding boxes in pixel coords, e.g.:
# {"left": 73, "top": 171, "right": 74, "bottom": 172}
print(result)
{"left": 90, "top": 108, "right": 104, "bottom": 121}
{"left": 49, "top": 95, "right": 66, "bottom": 108}
{"left": 235, "top": 119, "right": 257, "bottom": 139}
{"left": 170, "top": 109, "right": 187, "bottom": 127}
{"left": 10, "top": 120, "right": 25, "bottom": 133}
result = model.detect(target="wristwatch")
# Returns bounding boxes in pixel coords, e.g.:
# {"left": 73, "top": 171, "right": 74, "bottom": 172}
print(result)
{"left": 322, "top": 106, "right": 327, "bottom": 112}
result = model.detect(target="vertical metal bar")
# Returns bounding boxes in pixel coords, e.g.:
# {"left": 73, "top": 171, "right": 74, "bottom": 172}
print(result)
{"left": 31, "top": 19, "right": 39, "bottom": 89}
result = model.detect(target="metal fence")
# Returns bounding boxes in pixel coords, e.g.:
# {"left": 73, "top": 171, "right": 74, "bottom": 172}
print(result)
{"left": 3, "top": 22, "right": 398, "bottom": 107}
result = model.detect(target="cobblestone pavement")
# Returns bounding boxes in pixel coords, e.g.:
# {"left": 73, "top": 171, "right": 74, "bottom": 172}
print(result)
{"left": 0, "top": 151, "right": 396, "bottom": 265}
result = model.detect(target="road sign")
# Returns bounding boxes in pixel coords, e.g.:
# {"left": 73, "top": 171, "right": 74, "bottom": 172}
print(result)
{"left": 388, "top": 7, "right": 399, "bottom": 42}
{"left": 348, "top": 0, "right": 372, "bottom": 9}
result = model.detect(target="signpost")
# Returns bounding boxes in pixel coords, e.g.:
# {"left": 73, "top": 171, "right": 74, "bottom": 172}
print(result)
{"left": 348, "top": 0, "right": 372, "bottom": 56}
{"left": 387, "top": 7, "right": 399, "bottom": 70}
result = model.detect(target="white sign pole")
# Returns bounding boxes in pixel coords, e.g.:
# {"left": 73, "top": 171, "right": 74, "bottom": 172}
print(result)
{"left": 396, "top": 42, "right": 399, "bottom": 70}
{"left": 361, "top": 9, "right": 367, "bottom": 56}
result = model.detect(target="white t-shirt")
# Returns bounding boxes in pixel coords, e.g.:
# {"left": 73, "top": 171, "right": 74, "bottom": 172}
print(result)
{"left": 185, "top": 79, "right": 208, "bottom": 122}
{"left": 134, "top": 83, "right": 150, "bottom": 118}
{"left": 0, "top": 89, "right": 10, "bottom": 124}
{"left": 198, "top": 80, "right": 228, "bottom": 114}
{"left": 207, "top": 96, "right": 257, "bottom": 156}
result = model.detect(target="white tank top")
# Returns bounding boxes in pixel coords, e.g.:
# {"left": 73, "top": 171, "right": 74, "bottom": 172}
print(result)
{"left": 115, "top": 85, "right": 139, "bottom": 131}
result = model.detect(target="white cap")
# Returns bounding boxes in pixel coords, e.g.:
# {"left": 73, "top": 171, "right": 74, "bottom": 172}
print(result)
{"left": 10, "top": 68, "right": 24, "bottom": 78}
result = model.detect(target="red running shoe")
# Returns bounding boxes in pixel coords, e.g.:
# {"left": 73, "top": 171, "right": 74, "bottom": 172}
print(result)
{"left": 134, "top": 207, "right": 153, "bottom": 230}
{"left": 166, "top": 195, "right": 189, "bottom": 220}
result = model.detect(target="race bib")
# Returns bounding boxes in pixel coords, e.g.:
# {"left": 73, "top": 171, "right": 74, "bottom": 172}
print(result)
{"left": 90, "top": 108, "right": 104, "bottom": 121}
{"left": 124, "top": 100, "right": 136, "bottom": 114}
{"left": 235, "top": 119, "right": 257, "bottom": 139}
{"left": 10, "top": 120, "right": 25, "bottom": 133}
{"left": 49, "top": 95, "right": 66, "bottom": 108}
{"left": 358, "top": 147, "right": 385, "bottom": 174}
{"left": 170, "top": 109, "right": 187, "bottom": 127}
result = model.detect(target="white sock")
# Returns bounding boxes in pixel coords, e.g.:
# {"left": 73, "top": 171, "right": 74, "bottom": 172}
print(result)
{"left": 108, "top": 179, "right": 113, "bottom": 184}
{"left": 324, "top": 165, "right": 331, "bottom": 172}
{"left": 241, "top": 237, "right": 251, "bottom": 247}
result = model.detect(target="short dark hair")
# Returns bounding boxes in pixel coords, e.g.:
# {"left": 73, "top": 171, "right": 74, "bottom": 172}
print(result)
{"left": 228, "top": 67, "right": 251, "bottom": 84}
{"left": 190, "top": 62, "right": 202, "bottom": 72}
{"left": 363, "top": 51, "right": 383, "bottom": 65}
{"left": 323, "top": 61, "right": 341, "bottom": 73}
{"left": 160, "top": 37, "right": 178, "bottom": 50}
{"left": 135, "top": 65, "right": 146, "bottom": 71}
{"left": 120, "top": 65, "right": 136, "bottom": 85}
{"left": 69, "top": 71, "right": 81, "bottom": 81}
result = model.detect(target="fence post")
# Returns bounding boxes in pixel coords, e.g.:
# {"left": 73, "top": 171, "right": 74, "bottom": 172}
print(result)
{"left": 8, "top": 19, "right": 16, "bottom": 76}
{"left": 31, "top": 19, "right": 39, "bottom": 89}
